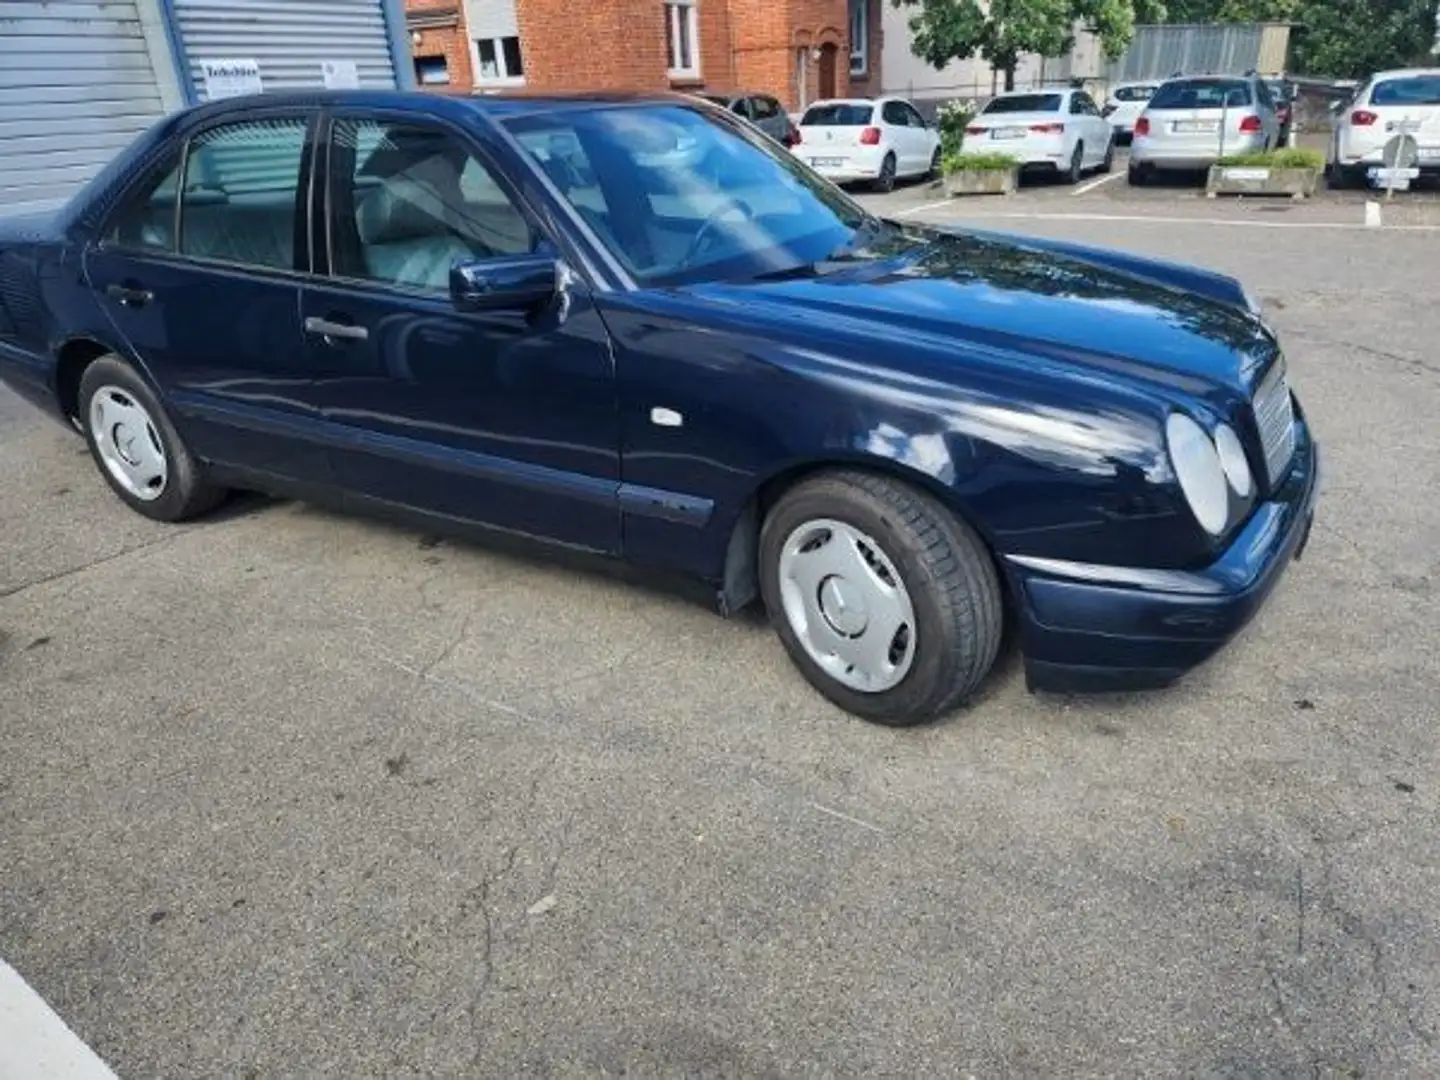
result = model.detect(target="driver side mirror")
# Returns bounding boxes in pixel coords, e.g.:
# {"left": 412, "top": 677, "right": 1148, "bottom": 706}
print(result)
{"left": 450, "top": 253, "right": 558, "bottom": 312}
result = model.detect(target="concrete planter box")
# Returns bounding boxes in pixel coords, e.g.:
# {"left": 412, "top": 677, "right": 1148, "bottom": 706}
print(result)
{"left": 943, "top": 167, "right": 1019, "bottom": 196}
{"left": 1205, "top": 165, "right": 1321, "bottom": 198}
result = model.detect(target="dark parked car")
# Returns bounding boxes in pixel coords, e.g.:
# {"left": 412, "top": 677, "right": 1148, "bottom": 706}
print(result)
{"left": 0, "top": 90, "right": 1319, "bottom": 726}
{"left": 693, "top": 91, "right": 798, "bottom": 146}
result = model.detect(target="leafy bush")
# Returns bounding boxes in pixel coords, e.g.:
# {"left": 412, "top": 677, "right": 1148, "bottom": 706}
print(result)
{"left": 935, "top": 99, "right": 978, "bottom": 158}
{"left": 942, "top": 151, "right": 1020, "bottom": 173}
{"left": 1217, "top": 147, "right": 1325, "bottom": 169}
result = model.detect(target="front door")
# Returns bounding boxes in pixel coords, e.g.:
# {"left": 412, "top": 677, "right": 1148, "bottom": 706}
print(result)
{"left": 818, "top": 44, "right": 838, "bottom": 100}
{"left": 300, "top": 110, "right": 621, "bottom": 553}
{"left": 84, "top": 110, "right": 328, "bottom": 483}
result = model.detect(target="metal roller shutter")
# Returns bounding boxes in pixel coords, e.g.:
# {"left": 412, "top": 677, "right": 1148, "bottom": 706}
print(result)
{"left": 0, "top": 1, "right": 169, "bottom": 216}
{"left": 172, "top": 0, "right": 399, "bottom": 98}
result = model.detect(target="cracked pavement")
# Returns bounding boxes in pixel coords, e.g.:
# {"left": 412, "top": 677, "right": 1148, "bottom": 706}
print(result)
{"left": 2, "top": 207, "right": 1439, "bottom": 1076}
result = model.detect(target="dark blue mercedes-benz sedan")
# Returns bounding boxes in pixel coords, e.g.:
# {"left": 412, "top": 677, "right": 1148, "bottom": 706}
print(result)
{"left": 0, "top": 89, "right": 1319, "bottom": 726}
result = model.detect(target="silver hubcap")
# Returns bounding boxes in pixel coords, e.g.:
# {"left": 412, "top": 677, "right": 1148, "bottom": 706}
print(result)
{"left": 89, "top": 385, "right": 168, "bottom": 501}
{"left": 777, "top": 518, "right": 917, "bottom": 693}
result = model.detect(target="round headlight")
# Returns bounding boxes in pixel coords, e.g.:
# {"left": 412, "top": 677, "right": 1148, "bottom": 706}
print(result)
{"left": 1165, "top": 413, "right": 1229, "bottom": 536}
{"left": 1212, "top": 423, "right": 1254, "bottom": 498}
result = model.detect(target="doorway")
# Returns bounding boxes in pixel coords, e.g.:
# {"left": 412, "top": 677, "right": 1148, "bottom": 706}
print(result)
{"left": 818, "top": 43, "right": 838, "bottom": 100}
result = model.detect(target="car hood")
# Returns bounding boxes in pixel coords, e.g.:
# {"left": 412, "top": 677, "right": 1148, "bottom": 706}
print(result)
{"left": 687, "top": 228, "right": 1275, "bottom": 394}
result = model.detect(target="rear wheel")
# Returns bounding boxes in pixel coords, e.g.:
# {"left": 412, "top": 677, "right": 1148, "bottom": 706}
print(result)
{"left": 1100, "top": 136, "right": 1115, "bottom": 173}
{"left": 1066, "top": 143, "right": 1084, "bottom": 184}
{"left": 872, "top": 153, "right": 897, "bottom": 192}
{"left": 1327, "top": 162, "right": 1366, "bottom": 190}
{"left": 928, "top": 147, "right": 942, "bottom": 180}
{"left": 79, "top": 354, "right": 226, "bottom": 522}
{"left": 759, "top": 470, "right": 1003, "bottom": 726}
{"left": 1127, "top": 161, "right": 1151, "bottom": 186}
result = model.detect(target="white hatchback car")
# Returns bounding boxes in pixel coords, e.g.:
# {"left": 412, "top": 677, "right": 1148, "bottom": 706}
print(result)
{"left": 964, "top": 88, "right": 1115, "bottom": 182}
{"left": 1102, "top": 82, "right": 1160, "bottom": 143}
{"left": 792, "top": 97, "right": 940, "bottom": 191}
{"left": 1328, "top": 68, "right": 1440, "bottom": 188}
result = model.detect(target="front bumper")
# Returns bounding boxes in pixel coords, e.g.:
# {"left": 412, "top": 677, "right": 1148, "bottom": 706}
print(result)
{"left": 1010, "top": 407, "right": 1320, "bottom": 694}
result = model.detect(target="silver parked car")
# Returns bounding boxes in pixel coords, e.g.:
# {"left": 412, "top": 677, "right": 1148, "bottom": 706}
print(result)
{"left": 694, "top": 91, "right": 798, "bottom": 147}
{"left": 1128, "top": 74, "right": 1282, "bottom": 182}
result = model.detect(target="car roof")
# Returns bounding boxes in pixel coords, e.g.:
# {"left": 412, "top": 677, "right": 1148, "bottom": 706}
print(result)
{"left": 992, "top": 87, "right": 1069, "bottom": 96}
{"left": 174, "top": 87, "right": 714, "bottom": 125}
{"left": 803, "top": 98, "right": 876, "bottom": 107}
{"left": 1368, "top": 67, "right": 1440, "bottom": 81}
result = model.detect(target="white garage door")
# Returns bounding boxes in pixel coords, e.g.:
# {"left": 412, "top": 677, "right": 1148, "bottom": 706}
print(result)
{"left": 172, "top": 0, "right": 399, "bottom": 97}
{"left": 0, "top": 1, "right": 169, "bottom": 216}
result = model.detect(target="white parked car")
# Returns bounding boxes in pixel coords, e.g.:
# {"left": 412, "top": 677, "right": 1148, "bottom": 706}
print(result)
{"left": 792, "top": 96, "right": 940, "bottom": 191}
{"left": 1102, "top": 82, "right": 1160, "bottom": 143}
{"left": 1128, "top": 74, "right": 1283, "bottom": 181}
{"left": 1327, "top": 68, "right": 1440, "bottom": 188}
{"left": 964, "top": 88, "right": 1115, "bottom": 182}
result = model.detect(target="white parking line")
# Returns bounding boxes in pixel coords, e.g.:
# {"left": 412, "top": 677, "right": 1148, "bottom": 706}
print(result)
{"left": 1073, "top": 172, "right": 1125, "bottom": 196}
{"left": 0, "top": 960, "right": 119, "bottom": 1080}
{"left": 894, "top": 198, "right": 957, "bottom": 218}
{"left": 924, "top": 210, "right": 1440, "bottom": 232}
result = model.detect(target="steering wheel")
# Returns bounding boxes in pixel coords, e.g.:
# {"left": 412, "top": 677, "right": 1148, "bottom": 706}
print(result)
{"left": 682, "top": 197, "right": 756, "bottom": 267}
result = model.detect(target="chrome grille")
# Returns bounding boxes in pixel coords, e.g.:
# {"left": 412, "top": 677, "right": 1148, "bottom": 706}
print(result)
{"left": 1253, "top": 360, "right": 1297, "bottom": 488}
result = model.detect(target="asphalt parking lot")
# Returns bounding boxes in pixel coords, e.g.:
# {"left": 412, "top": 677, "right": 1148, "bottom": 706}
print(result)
{"left": 3, "top": 182, "right": 1439, "bottom": 1076}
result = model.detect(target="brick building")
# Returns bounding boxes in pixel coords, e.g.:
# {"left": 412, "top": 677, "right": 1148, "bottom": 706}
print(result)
{"left": 404, "top": 0, "right": 882, "bottom": 110}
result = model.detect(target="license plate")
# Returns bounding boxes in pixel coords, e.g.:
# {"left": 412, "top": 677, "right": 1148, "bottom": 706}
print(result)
{"left": 1419, "top": 146, "right": 1440, "bottom": 161}
{"left": 811, "top": 157, "right": 843, "bottom": 167}
{"left": 993, "top": 127, "right": 1026, "bottom": 139}
{"left": 1173, "top": 120, "right": 1218, "bottom": 133}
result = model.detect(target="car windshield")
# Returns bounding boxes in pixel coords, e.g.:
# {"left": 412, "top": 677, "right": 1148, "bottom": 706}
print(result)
{"left": 799, "top": 103, "right": 873, "bottom": 126}
{"left": 982, "top": 94, "right": 1062, "bottom": 114}
{"left": 506, "top": 103, "right": 896, "bottom": 288}
{"left": 1113, "top": 85, "right": 1156, "bottom": 102}
{"left": 1149, "top": 79, "right": 1252, "bottom": 109}
{"left": 1372, "top": 75, "right": 1440, "bottom": 106}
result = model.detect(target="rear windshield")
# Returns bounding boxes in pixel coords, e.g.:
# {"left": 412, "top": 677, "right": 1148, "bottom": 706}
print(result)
{"left": 1149, "top": 79, "right": 1252, "bottom": 109}
{"left": 982, "top": 93, "right": 1062, "bottom": 114}
{"left": 1113, "top": 85, "right": 1156, "bottom": 102}
{"left": 1372, "top": 75, "right": 1440, "bottom": 106}
{"left": 801, "top": 103, "right": 873, "bottom": 126}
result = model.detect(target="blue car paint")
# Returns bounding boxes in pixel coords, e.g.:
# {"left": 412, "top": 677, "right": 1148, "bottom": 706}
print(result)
{"left": 0, "top": 89, "right": 1318, "bottom": 696}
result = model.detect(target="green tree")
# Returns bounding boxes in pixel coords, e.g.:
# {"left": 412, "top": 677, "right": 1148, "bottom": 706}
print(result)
{"left": 1291, "top": 0, "right": 1439, "bottom": 78}
{"left": 893, "top": 0, "right": 1167, "bottom": 91}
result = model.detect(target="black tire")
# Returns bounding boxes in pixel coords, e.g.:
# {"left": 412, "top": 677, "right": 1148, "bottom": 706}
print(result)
{"left": 1066, "top": 143, "right": 1084, "bottom": 184}
{"left": 928, "top": 147, "right": 942, "bottom": 180}
{"left": 872, "top": 153, "right": 897, "bottom": 193}
{"left": 1127, "top": 161, "right": 1150, "bottom": 186}
{"left": 78, "top": 353, "right": 226, "bottom": 522}
{"left": 1327, "top": 162, "right": 1365, "bottom": 191}
{"left": 1100, "top": 136, "right": 1115, "bottom": 174}
{"left": 759, "top": 470, "right": 1003, "bottom": 726}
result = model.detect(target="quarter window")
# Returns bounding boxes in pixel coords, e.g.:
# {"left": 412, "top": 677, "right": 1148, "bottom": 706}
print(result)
{"left": 105, "top": 156, "right": 182, "bottom": 252}
{"left": 179, "top": 117, "right": 308, "bottom": 271}
{"left": 849, "top": 0, "right": 868, "bottom": 76}
{"left": 664, "top": 0, "right": 699, "bottom": 79}
{"left": 328, "top": 118, "right": 535, "bottom": 292}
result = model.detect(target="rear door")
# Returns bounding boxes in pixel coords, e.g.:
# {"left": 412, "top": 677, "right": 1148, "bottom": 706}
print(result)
{"left": 85, "top": 109, "right": 328, "bottom": 483}
{"left": 901, "top": 101, "right": 936, "bottom": 169}
{"left": 750, "top": 94, "right": 789, "bottom": 144}
{"left": 1072, "top": 92, "right": 1110, "bottom": 161}
{"left": 880, "top": 100, "right": 916, "bottom": 171}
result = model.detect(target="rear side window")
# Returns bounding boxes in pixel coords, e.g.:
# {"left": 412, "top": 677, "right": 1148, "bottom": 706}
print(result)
{"left": 801, "top": 103, "right": 873, "bottom": 126}
{"left": 982, "top": 94, "right": 1062, "bottom": 114}
{"left": 881, "top": 101, "right": 909, "bottom": 125}
{"left": 1149, "top": 80, "right": 1251, "bottom": 109}
{"left": 1372, "top": 75, "right": 1440, "bottom": 106}
{"left": 752, "top": 96, "right": 781, "bottom": 120}
{"left": 1113, "top": 85, "right": 1155, "bottom": 102}
{"left": 179, "top": 117, "right": 309, "bottom": 270}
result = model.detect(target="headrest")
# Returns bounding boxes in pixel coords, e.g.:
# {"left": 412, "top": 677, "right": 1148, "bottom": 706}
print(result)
{"left": 356, "top": 177, "right": 452, "bottom": 246}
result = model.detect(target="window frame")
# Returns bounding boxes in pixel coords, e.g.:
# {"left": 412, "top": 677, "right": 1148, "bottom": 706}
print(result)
{"left": 849, "top": 0, "right": 868, "bottom": 77}
{"left": 664, "top": 0, "right": 700, "bottom": 80}
{"left": 317, "top": 107, "right": 556, "bottom": 300}
{"left": 471, "top": 35, "right": 526, "bottom": 88}
{"left": 93, "top": 106, "right": 320, "bottom": 281}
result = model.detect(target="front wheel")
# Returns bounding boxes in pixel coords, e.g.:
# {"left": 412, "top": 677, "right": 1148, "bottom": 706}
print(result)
{"left": 79, "top": 353, "right": 226, "bottom": 522}
{"left": 759, "top": 471, "right": 1003, "bottom": 726}
{"left": 872, "top": 153, "right": 897, "bottom": 193}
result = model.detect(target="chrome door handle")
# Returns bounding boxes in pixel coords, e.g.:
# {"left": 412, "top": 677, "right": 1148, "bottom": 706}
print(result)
{"left": 105, "top": 283, "right": 153, "bottom": 308}
{"left": 304, "top": 316, "right": 368, "bottom": 342}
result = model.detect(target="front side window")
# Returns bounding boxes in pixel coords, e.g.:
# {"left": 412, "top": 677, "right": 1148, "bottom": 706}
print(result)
{"left": 328, "top": 118, "right": 534, "bottom": 292}
{"left": 179, "top": 117, "right": 308, "bottom": 270}
{"left": 982, "top": 94, "right": 1062, "bottom": 114}
{"left": 507, "top": 103, "right": 877, "bottom": 288}
{"left": 475, "top": 36, "right": 525, "bottom": 85}
{"left": 664, "top": 0, "right": 699, "bottom": 78}
{"left": 849, "top": 0, "right": 868, "bottom": 76}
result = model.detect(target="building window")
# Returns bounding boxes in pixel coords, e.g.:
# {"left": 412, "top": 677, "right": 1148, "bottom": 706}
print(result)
{"left": 414, "top": 56, "right": 450, "bottom": 86}
{"left": 474, "top": 35, "right": 525, "bottom": 85}
{"left": 664, "top": 1, "right": 699, "bottom": 79}
{"left": 849, "top": 0, "right": 867, "bottom": 76}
